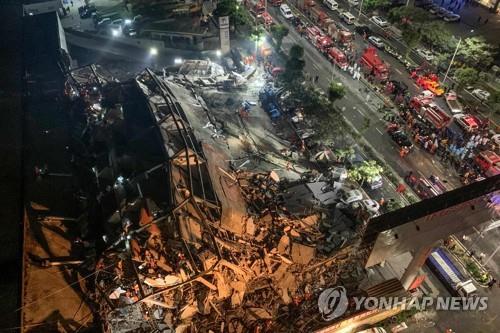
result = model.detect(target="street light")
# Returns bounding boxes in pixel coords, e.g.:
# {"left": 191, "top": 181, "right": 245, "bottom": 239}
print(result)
{"left": 358, "top": 0, "right": 364, "bottom": 19}
{"left": 443, "top": 30, "right": 474, "bottom": 85}
{"left": 216, "top": 50, "right": 222, "bottom": 57}
{"left": 149, "top": 47, "right": 158, "bottom": 56}
{"left": 174, "top": 57, "right": 183, "bottom": 65}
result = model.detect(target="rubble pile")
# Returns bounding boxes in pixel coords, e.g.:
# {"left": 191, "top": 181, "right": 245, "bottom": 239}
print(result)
{"left": 63, "top": 67, "right": 372, "bottom": 332}
{"left": 95, "top": 170, "right": 370, "bottom": 333}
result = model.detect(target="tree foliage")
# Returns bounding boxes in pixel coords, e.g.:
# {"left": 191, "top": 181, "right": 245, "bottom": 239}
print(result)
{"left": 388, "top": 7, "right": 428, "bottom": 25}
{"left": 279, "top": 44, "right": 305, "bottom": 93}
{"left": 453, "top": 66, "right": 478, "bottom": 88}
{"left": 348, "top": 160, "right": 384, "bottom": 184}
{"left": 214, "top": 0, "right": 250, "bottom": 26}
{"left": 457, "top": 37, "right": 496, "bottom": 69}
{"left": 401, "top": 26, "right": 421, "bottom": 57}
{"left": 420, "top": 22, "right": 454, "bottom": 51}
{"left": 328, "top": 82, "right": 346, "bottom": 103}
{"left": 363, "top": 0, "right": 390, "bottom": 10}
{"left": 270, "top": 24, "right": 289, "bottom": 51}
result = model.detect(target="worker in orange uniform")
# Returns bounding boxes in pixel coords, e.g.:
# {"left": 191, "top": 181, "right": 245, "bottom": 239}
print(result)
{"left": 396, "top": 183, "right": 406, "bottom": 194}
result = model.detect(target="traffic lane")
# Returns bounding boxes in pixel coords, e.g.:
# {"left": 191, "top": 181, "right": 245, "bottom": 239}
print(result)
{"left": 455, "top": 227, "right": 500, "bottom": 276}
{"left": 278, "top": 10, "right": 461, "bottom": 192}
{"left": 281, "top": 25, "right": 452, "bottom": 183}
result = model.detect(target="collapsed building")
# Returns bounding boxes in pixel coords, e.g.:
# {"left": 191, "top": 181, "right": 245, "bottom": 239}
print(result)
{"left": 64, "top": 65, "right": 386, "bottom": 332}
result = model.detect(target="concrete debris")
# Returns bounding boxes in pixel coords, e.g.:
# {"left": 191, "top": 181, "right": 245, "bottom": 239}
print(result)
{"left": 66, "top": 68, "right": 370, "bottom": 332}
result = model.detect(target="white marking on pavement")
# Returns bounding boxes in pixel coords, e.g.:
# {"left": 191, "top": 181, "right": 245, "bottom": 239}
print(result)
{"left": 376, "top": 128, "right": 383, "bottom": 135}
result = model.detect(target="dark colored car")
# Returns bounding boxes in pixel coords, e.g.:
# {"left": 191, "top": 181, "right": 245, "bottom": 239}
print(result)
{"left": 78, "top": 4, "right": 96, "bottom": 19}
{"left": 389, "top": 130, "right": 413, "bottom": 149}
{"left": 355, "top": 25, "right": 372, "bottom": 36}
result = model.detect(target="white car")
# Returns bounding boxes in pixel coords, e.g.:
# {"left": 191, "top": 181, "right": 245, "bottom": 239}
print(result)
{"left": 324, "top": 0, "right": 339, "bottom": 10}
{"left": 360, "top": 199, "right": 380, "bottom": 216}
{"left": 368, "top": 36, "right": 384, "bottom": 49}
{"left": 416, "top": 48, "right": 434, "bottom": 62}
{"left": 279, "top": 4, "right": 294, "bottom": 19}
{"left": 339, "top": 189, "right": 363, "bottom": 204}
{"left": 471, "top": 88, "right": 490, "bottom": 101}
{"left": 370, "top": 16, "right": 389, "bottom": 27}
{"left": 96, "top": 18, "right": 111, "bottom": 28}
{"left": 348, "top": 0, "right": 360, "bottom": 6}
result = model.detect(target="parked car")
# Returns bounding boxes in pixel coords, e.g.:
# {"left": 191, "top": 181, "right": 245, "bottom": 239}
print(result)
{"left": 416, "top": 48, "right": 434, "bottom": 62}
{"left": 368, "top": 36, "right": 385, "bottom": 49}
{"left": 355, "top": 25, "right": 372, "bottom": 36}
{"left": 78, "top": 4, "right": 96, "bottom": 18}
{"left": 97, "top": 18, "right": 112, "bottom": 29}
{"left": 280, "top": 4, "right": 294, "bottom": 19}
{"left": 348, "top": 0, "right": 360, "bottom": 6}
{"left": 324, "top": 0, "right": 339, "bottom": 10}
{"left": 341, "top": 12, "right": 356, "bottom": 24}
{"left": 444, "top": 12, "right": 460, "bottom": 22}
{"left": 339, "top": 189, "right": 363, "bottom": 204}
{"left": 428, "top": 4, "right": 441, "bottom": 14}
{"left": 370, "top": 16, "right": 389, "bottom": 27}
{"left": 471, "top": 88, "right": 490, "bottom": 101}
{"left": 388, "top": 130, "right": 413, "bottom": 150}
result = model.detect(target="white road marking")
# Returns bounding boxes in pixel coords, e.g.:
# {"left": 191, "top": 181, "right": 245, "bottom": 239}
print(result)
{"left": 376, "top": 128, "right": 383, "bottom": 135}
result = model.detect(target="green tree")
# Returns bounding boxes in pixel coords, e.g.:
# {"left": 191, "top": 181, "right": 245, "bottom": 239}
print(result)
{"left": 487, "top": 90, "right": 500, "bottom": 115}
{"left": 363, "top": 0, "right": 390, "bottom": 10}
{"left": 214, "top": 0, "right": 250, "bottom": 27}
{"left": 420, "top": 22, "right": 454, "bottom": 51}
{"left": 270, "top": 24, "right": 289, "bottom": 52}
{"left": 334, "top": 147, "right": 356, "bottom": 163}
{"left": 401, "top": 26, "right": 421, "bottom": 58}
{"left": 453, "top": 66, "right": 478, "bottom": 88}
{"left": 328, "top": 82, "right": 346, "bottom": 103}
{"left": 457, "top": 37, "right": 496, "bottom": 69}
{"left": 250, "top": 26, "right": 265, "bottom": 43}
{"left": 279, "top": 44, "right": 305, "bottom": 93}
{"left": 348, "top": 160, "right": 384, "bottom": 186}
{"left": 388, "top": 6, "right": 428, "bottom": 25}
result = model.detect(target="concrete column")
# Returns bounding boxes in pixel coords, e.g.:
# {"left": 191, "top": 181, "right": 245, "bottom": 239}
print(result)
{"left": 400, "top": 246, "right": 433, "bottom": 290}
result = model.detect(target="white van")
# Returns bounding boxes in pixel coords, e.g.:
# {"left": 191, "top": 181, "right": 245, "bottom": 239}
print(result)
{"left": 341, "top": 12, "right": 356, "bottom": 25}
{"left": 279, "top": 4, "right": 294, "bottom": 19}
{"left": 324, "top": 0, "right": 339, "bottom": 10}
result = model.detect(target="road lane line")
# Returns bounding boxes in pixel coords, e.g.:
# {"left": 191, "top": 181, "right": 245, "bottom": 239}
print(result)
{"left": 376, "top": 128, "right": 383, "bottom": 135}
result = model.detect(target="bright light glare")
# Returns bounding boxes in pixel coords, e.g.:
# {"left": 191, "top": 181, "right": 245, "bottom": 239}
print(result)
{"left": 259, "top": 35, "right": 266, "bottom": 43}
{"left": 111, "top": 29, "right": 120, "bottom": 37}
{"left": 124, "top": 19, "right": 132, "bottom": 25}
{"left": 174, "top": 57, "right": 183, "bottom": 64}
{"left": 216, "top": 50, "right": 222, "bottom": 57}
{"left": 149, "top": 47, "right": 158, "bottom": 56}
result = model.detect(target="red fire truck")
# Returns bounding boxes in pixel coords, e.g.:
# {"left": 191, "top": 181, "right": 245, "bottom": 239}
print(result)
{"left": 359, "top": 47, "right": 389, "bottom": 81}
{"left": 327, "top": 24, "right": 353, "bottom": 46}
{"left": 247, "top": 0, "right": 265, "bottom": 17}
{"left": 406, "top": 174, "right": 447, "bottom": 199}
{"left": 327, "top": 47, "right": 348, "bottom": 70}
{"left": 475, "top": 151, "right": 500, "bottom": 177}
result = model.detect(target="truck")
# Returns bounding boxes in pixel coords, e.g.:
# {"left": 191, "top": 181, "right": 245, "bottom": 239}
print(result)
{"left": 247, "top": 0, "right": 265, "bottom": 17}
{"left": 474, "top": 150, "right": 500, "bottom": 177}
{"left": 297, "top": 0, "right": 316, "bottom": 11}
{"left": 309, "top": 6, "right": 328, "bottom": 25}
{"left": 305, "top": 25, "right": 323, "bottom": 42}
{"left": 426, "top": 248, "right": 477, "bottom": 297}
{"left": 359, "top": 47, "right": 389, "bottom": 81}
{"left": 327, "top": 47, "right": 348, "bottom": 70}
{"left": 444, "top": 91, "right": 463, "bottom": 114}
{"left": 416, "top": 103, "right": 451, "bottom": 130}
{"left": 405, "top": 174, "right": 446, "bottom": 199}
{"left": 326, "top": 23, "right": 353, "bottom": 45}
{"left": 315, "top": 35, "right": 333, "bottom": 53}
